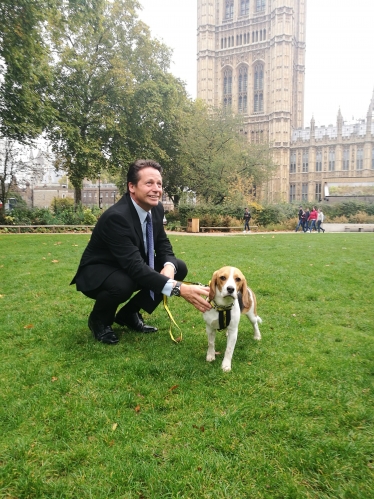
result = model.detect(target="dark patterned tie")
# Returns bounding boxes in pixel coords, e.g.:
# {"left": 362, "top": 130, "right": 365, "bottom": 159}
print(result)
{"left": 146, "top": 213, "right": 154, "bottom": 299}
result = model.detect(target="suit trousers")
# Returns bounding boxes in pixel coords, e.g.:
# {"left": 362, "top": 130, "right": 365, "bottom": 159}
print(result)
{"left": 83, "top": 259, "right": 188, "bottom": 325}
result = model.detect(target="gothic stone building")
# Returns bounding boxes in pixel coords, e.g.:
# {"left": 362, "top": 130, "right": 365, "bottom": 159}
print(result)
{"left": 197, "top": 0, "right": 374, "bottom": 203}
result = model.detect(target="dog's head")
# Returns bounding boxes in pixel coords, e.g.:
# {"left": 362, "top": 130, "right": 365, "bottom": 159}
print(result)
{"left": 209, "top": 266, "right": 250, "bottom": 308}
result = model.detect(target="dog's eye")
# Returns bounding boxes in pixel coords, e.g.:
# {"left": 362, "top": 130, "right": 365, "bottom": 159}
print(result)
{"left": 235, "top": 277, "right": 241, "bottom": 282}
{"left": 219, "top": 276, "right": 226, "bottom": 282}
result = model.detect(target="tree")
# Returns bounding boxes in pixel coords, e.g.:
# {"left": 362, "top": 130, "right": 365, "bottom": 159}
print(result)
{"left": 176, "top": 102, "right": 277, "bottom": 205}
{"left": 0, "top": 0, "right": 54, "bottom": 141}
{"left": 0, "top": 139, "right": 46, "bottom": 218}
{"left": 47, "top": 0, "right": 185, "bottom": 204}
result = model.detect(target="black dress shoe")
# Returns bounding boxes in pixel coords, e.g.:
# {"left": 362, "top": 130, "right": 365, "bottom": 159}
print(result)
{"left": 115, "top": 312, "right": 158, "bottom": 333}
{"left": 88, "top": 314, "right": 119, "bottom": 344}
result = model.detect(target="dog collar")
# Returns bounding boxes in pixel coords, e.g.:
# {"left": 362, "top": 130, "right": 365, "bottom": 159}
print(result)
{"left": 209, "top": 300, "right": 233, "bottom": 331}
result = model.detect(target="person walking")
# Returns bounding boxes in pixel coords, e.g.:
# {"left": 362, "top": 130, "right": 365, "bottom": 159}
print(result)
{"left": 243, "top": 207, "right": 251, "bottom": 233}
{"left": 295, "top": 206, "right": 304, "bottom": 232}
{"left": 308, "top": 206, "right": 318, "bottom": 232}
{"left": 317, "top": 208, "right": 325, "bottom": 233}
{"left": 71, "top": 159, "right": 211, "bottom": 344}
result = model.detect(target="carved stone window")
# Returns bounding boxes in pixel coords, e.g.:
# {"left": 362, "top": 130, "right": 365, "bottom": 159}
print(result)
{"left": 223, "top": 68, "right": 232, "bottom": 108}
{"left": 241, "top": 0, "right": 250, "bottom": 16}
{"left": 238, "top": 66, "right": 248, "bottom": 113}
{"left": 256, "top": 0, "right": 265, "bottom": 12}
{"left": 253, "top": 62, "right": 264, "bottom": 113}
{"left": 356, "top": 148, "right": 363, "bottom": 170}
{"left": 315, "top": 149, "right": 322, "bottom": 172}
{"left": 329, "top": 149, "right": 335, "bottom": 171}
{"left": 289, "top": 184, "right": 296, "bottom": 202}
{"left": 225, "top": 1, "right": 234, "bottom": 20}
{"left": 290, "top": 151, "right": 296, "bottom": 173}
{"left": 302, "top": 150, "right": 308, "bottom": 172}
{"left": 343, "top": 148, "right": 349, "bottom": 171}
{"left": 302, "top": 183, "right": 308, "bottom": 201}
{"left": 315, "top": 183, "right": 322, "bottom": 202}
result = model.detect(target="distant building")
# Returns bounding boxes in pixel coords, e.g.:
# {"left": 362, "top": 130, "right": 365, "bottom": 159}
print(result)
{"left": 196, "top": 1, "right": 374, "bottom": 203}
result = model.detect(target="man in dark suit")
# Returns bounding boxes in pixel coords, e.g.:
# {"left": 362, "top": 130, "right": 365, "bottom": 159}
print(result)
{"left": 71, "top": 159, "right": 211, "bottom": 344}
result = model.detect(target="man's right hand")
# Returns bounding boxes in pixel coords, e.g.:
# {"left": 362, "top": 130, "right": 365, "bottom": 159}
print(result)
{"left": 180, "top": 284, "right": 211, "bottom": 313}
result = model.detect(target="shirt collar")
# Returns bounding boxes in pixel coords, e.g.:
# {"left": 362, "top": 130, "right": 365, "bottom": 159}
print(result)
{"left": 130, "top": 197, "right": 151, "bottom": 224}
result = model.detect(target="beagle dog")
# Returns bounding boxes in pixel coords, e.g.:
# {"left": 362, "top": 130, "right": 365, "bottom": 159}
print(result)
{"left": 203, "top": 266, "right": 262, "bottom": 372}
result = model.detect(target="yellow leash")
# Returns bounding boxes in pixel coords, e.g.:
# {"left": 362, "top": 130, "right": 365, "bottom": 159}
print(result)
{"left": 163, "top": 280, "right": 208, "bottom": 343}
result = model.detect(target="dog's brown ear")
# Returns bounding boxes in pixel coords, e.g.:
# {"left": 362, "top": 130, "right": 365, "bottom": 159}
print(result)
{"left": 240, "top": 277, "right": 251, "bottom": 309}
{"left": 209, "top": 272, "right": 217, "bottom": 301}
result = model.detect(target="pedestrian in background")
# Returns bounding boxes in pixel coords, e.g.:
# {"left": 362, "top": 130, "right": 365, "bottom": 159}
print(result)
{"left": 317, "top": 208, "right": 325, "bottom": 233}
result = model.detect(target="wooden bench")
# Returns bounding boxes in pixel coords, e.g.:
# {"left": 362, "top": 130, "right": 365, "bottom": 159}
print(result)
{"left": 200, "top": 226, "right": 258, "bottom": 233}
{"left": 344, "top": 225, "right": 373, "bottom": 232}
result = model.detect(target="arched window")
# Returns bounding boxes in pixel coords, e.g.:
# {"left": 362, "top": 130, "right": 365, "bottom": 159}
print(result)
{"left": 238, "top": 66, "right": 248, "bottom": 113}
{"left": 223, "top": 68, "right": 232, "bottom": 108}
{"left": 256, "top": 0, "right": 265, "bottom": 12}
{"left": 254, "top": 62, "right": 264, "bottom": 113}
{"left": 225, "top": 1, "right": 234, "bottom": 20}
{"left": 356, "top": 148, "right": 363, "bottom": 170}
{"left": 241, "top": 0, "right": 250, "bottom": 16}
{"left": 302, "top": 150, "right": 309, "bottom": 172}
{"left": 343, "top": 148, "right": 349, "bottom": 170}
{"left": 329, "top": 149, "right": 335, "bottom": 171}
{"left": 316, "top": 149, "right": 322, "bottom": 171}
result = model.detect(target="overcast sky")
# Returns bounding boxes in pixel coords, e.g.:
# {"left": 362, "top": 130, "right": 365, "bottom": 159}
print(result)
{"left": 138, "top": 0, "right": 374, "bottom": 128}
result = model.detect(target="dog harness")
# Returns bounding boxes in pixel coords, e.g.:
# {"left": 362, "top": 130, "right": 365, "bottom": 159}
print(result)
{"left": 209, "top": 300, "right": 233, "bottom": 330}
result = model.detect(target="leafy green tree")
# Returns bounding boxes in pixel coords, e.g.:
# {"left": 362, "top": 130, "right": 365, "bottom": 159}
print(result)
{"left": 176, "top": 102, "right": 277, "bottom": 205}
{"left": 0, "top": 0, "right": 54, "bottom": 141}
{"left": 47, "top": 0, "right": 184, "bottom": 203}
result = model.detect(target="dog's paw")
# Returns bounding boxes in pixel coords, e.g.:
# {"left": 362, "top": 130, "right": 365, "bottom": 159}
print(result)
{"left": 221, "top": 362, "right": 232, "bottom": 372}
{"left": 253, "top": 333, "right": 261, "bottom": 340}
{"left": 206, "top": 353, "right": 216, "bottom": 362}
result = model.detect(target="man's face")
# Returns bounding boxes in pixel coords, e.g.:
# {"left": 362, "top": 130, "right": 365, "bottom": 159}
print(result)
{"left": 128, "top": 167, "right": 163, "bottom": 211}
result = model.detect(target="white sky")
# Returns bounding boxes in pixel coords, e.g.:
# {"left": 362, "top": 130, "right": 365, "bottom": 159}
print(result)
{"left": 138, "top": 0, "right": 374, "bottom": 128}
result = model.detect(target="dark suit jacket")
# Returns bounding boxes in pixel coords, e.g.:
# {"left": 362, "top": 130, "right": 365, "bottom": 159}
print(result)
{"left": 71, "top": 192, "right": 178, "bottom": 293}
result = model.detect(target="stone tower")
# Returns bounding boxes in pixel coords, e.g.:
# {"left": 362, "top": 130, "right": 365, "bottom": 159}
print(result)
{"left": 197, "top": 0, "right": 306, "bottom": 201}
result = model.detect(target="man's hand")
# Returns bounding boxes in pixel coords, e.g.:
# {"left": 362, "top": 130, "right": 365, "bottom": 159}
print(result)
{"left": 180, "top": 284, "right": 211, "bottom": 313}
{"left": 160, "top": 264, "right": 175, "bottom": 280}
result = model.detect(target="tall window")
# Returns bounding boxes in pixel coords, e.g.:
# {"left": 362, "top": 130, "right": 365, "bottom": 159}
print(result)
{"left": 225, "top": 1, "right": 234, "bottom": 19}
{"left": 329, "top": 149, "right": 335, "bottom": 171}
{"left": 316, "top": 149, "right": 322, "bottom": 171}
{"left": 290, "top": 151, "right": 296, "bottom": 173}
{"left": 256, "top": 0, "right": 265, "bottom": 12}
{"left": 289, "top": 184, "right": 296, "bottom": 202}
{"left": 254, "top": 62, "right": 264, "bottom": 113}
{"left": 238, "top": 66, "right": 248, "bottom": 113}
{"left": 241, "top": 0, "right": 250, "bottom": 16}
{"left": 302, "top": 183, "right": 308, "bottom": 201}
{"left": 302, "top": 150, "right": 308, "bottom": 172}
{"left": 343, "top": 148, "right": 349, "bottom": 171}
{"left": 356, "top": 148, "right": 363, "bottom": 170}
{"left": 223, "top": 68, "right": 232, "bottom": 108}
{"left": 315, "top": 183, "right": 322, "bottom": 202}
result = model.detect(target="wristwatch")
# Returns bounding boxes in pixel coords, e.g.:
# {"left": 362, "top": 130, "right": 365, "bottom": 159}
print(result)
{"left": 170, "top": 281, "right": 182, "bottom": 297}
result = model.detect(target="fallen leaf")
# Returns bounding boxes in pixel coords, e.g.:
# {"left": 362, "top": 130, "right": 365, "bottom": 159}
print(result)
{"left": 248, "top": 362, "right": 252, "bottom": 365}
{"left": 135, "top": 405, "right": 141, "bottom": 413}
{"left": 42, "top": 257, "right": 46, "bottom": 260}
{"left": 292, "top": 314, "right": 296, "bottom": 317}
{"left": 169, "top": 385, "right": 179, "bottom": 391}
{"left": 175, "top": 336, "right": 182, "bottom": 343}
{"left": 24, "top": 324, "right": 33, "bottom": 329}
{"left": 109, "top": 440, "right": 115, "bottom": 446}
{"left": 192, "top": 424, "right": 205, "bottom": 432}
{"left": 51, "top": 377, "right": 58, "bottom": 382}
{"left": 137, "top": 393, "right": 145, "bottom": 398}
{"left": 0, "top": 294, "right": 4, "bottom": 298}
{"left": 112, "top": 423, "right": 118, "bottom": 431}
{"left": 72, "top": 244, "right": 78, "bottom": 247}
{"left": 51, "top": 260, "right": 59, "bottom": 263}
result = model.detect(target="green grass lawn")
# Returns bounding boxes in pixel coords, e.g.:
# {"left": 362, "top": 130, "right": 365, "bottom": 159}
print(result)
{"left": 0, "top": 232, "right": 373, "bottom": 499}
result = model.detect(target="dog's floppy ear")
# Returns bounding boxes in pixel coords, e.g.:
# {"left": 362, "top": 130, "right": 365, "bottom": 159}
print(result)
{"left": 209, "top": 271, "right": 218, "bottom": 301}
{"left": 239, "top": 276, "right": 251, "bottom": 309}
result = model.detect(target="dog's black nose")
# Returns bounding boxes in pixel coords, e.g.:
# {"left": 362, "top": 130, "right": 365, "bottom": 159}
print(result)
{"left": 227, "top": 286, "right": 235, "bottom": 294}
